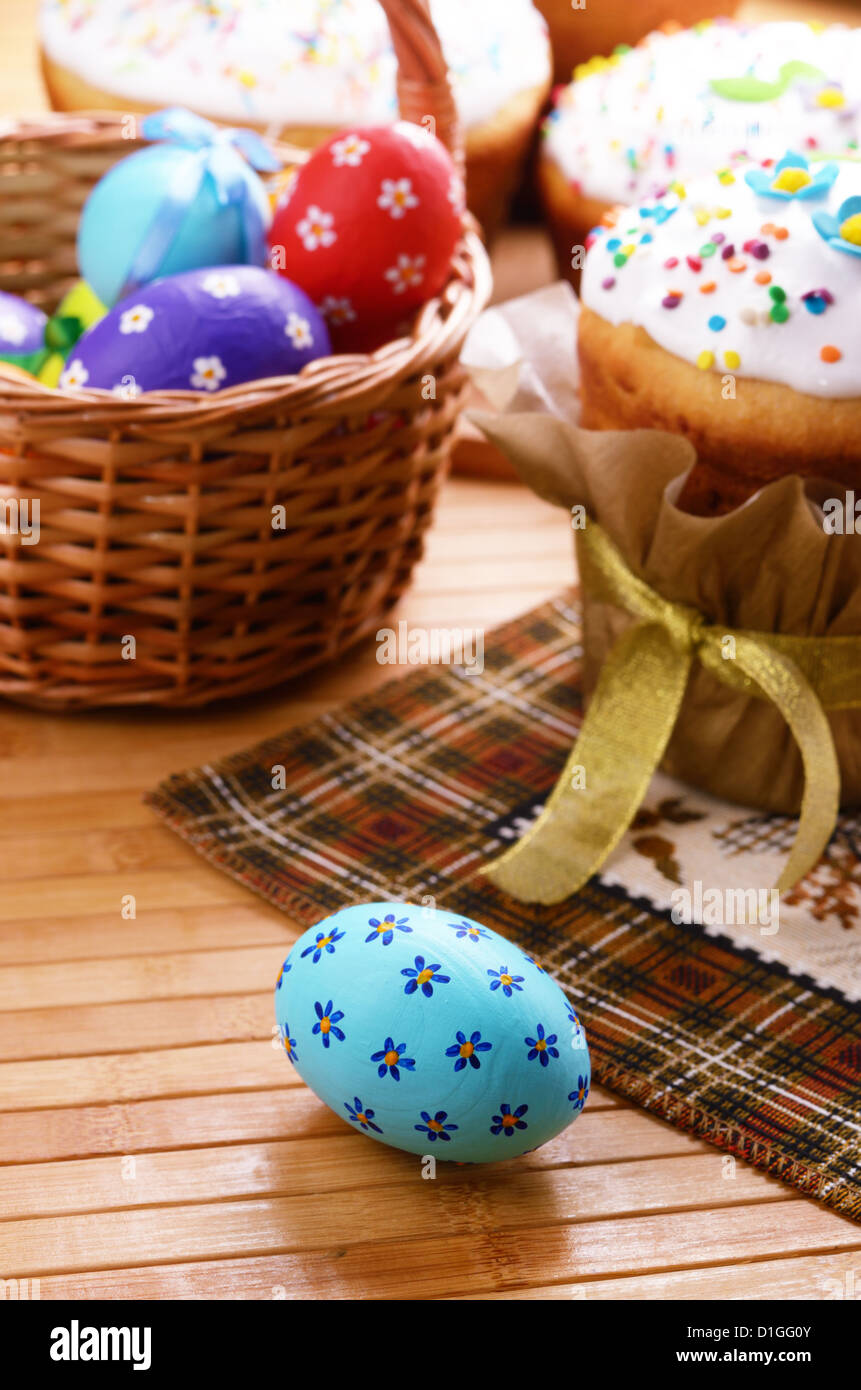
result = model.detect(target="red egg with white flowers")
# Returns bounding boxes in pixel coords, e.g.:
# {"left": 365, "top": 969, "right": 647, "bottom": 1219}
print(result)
{"left": 268, "top": 123, "right": 464, "bottom": 346}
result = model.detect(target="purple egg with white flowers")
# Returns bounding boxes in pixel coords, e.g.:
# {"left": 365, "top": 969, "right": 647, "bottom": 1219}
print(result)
{"left": 63, "top": 265, "right": 330, "bottom": 396}
{"left": 0, "top": 291, "right": 47, "bottom": 359}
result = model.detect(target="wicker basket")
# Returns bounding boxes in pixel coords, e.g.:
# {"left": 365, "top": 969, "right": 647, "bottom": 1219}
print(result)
{"left": 0, "top": 0, "right": 491, "bottom": 708}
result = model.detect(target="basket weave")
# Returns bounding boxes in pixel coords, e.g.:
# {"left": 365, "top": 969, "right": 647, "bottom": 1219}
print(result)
{"left": 0, "top": 0, "right": 491, "bottom": 708}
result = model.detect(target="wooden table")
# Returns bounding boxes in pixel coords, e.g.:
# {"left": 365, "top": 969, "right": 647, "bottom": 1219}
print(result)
{"left": 2, "top": 0, "right": 861, "bottom": 1302}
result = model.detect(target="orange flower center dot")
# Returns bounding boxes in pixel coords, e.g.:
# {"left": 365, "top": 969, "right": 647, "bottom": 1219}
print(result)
{"left": 502, "top": 1114, "right": 517, "bottom": 1128}
{"left": 384, "top": 1049, "right": 399, "bottom": 1066}
{"left": 459, "top": 1042, "right": 474, "bottom": 1058}
{"left": 320, "top": 1017, "right": 331, "bottom": 1033}
{"left": 416, "top": 968, "right": 434, "bottom": 985}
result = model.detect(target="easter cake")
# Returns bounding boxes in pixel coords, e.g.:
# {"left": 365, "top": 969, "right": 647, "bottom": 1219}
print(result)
{"left": 578, "top": 153, "right": 861, "bottom": 515}
{"left": 534, "top": 0, "right": 737, "bottom": 86}
{"left": 540, "top": 19, "right": 861, "bottom": 282}
{"left": 38, "top": 0, "right": 552, "bottom": 235}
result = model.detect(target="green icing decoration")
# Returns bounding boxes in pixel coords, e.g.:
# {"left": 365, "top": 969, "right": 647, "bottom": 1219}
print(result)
{"left": 709, "top": 60, "right": 826, "bottom": 103}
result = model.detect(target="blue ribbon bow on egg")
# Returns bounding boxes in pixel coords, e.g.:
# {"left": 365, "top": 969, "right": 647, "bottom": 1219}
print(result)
{"left": 77, "top": 106, "right": 284, "bottom": 307}
{"left": 129, "top": 108, "right": 282, "bottom": 297}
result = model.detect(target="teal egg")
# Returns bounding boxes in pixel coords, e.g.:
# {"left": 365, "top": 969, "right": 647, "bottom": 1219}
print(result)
{"left": 77, "top": 142, "right": 271, "bottom": 307}
{"left": 274, "top": 902, "right": 590, "bottom": 1163}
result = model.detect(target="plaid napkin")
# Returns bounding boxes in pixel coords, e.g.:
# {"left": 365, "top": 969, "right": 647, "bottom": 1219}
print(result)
{"left": 148, "top": 595, "right": 861, "bottom": 1223}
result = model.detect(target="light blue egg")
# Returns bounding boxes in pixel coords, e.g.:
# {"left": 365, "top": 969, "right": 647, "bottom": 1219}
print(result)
{"left": 274, "top": 902, "right": 590, "bottom": 1163}
{"left": 77, "top": 142, "right": 271, "bottom": 307}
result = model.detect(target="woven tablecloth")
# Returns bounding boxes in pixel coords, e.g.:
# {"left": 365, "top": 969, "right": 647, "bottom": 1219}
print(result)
{"left": 148, "top": 595, "right": 861, "bottom": 1223}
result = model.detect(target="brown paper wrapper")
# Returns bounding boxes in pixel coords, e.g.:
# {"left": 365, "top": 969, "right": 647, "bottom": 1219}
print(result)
{"left": 466, "top": 285, "right": 861, "bottom": 814}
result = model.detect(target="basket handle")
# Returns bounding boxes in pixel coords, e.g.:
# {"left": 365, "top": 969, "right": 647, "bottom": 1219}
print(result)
{"left": 378, "top": 0, "right": 463, "bottom": 178}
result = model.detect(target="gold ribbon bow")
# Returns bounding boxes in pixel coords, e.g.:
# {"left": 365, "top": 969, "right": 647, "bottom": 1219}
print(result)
{"left": 485, "top": 522, "right": 861, "bottom": 906}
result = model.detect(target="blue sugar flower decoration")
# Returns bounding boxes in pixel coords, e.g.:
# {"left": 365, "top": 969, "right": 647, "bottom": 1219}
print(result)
{"left": 445, "top": 1029, "right": 493, "bottom": 1072}
{"left": 415, "top": 1110, "right": 458, "bottom": 1143}
{"left": 402, "top": 955, "right": 450, "bottom": 998}
{"left": 487, "top": 966, "right": 524, "bottom": 998}
{"left": 275, "top": 958, "right": 291, "bottom": 989}
{"left": 569, "top": 1075, "right": 590, "bottom": 1113}
{"left": 365, "top": 912, "right": 412, "bottom": 945}
{"left": 301, "top": 927, "right": 345, "bottom": 963}
{"left": 745, "top": 152, "right": 838, "bottom": 201}
{"left": 525, "top": 1023, "right": 560, "bottom": 1068}
{"left": 371, "top": 1036, "right": 416, "bottom": 1081}
{"left": 490, "top": 1103, "right": 529, "bottom": 1137}
{"left": 345, "top": 1097, "right": 382, "bottom": 1134}
{"left": 813, "top": 196, "right": 861, "bottom": 258}
{"left": 312, "top": 999, "right": 345, "bottom": 1048}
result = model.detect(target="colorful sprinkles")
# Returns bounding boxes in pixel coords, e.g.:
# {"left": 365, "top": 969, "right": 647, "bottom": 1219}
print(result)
{"left": 544, "top": 18, "right": 861, "bottom": 218}
{"left": 588, "top": 148, "right": 854, "bottom": 389}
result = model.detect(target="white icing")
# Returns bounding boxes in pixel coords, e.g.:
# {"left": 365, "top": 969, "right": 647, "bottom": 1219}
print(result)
{"left": 39, "top": 0, "right": 551, "bottom": 132}
{"left": 544, "top": 21, "right": 861, "bottom": 205}
{"left": 580, "top": 159, "right": 861, "bottom": 399}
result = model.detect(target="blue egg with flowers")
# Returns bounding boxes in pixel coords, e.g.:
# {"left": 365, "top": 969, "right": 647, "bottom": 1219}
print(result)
{"left": 274, "top": 902, "right": 590, "bottom": 1163}
{"left": 77, "top": 107, "right": 278, "bottom": 307}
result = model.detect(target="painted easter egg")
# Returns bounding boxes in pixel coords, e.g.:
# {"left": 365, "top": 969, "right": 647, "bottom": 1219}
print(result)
{"left": 269, "top": 124, "right": 463, "bottom": 350}
{"left": 63, "top": 266, "right": 330, "bottom": 396}
{"left": 37, "top": 281, "right": 108, "bottom": 388}
{"left": 78, "top": 129, "right": 273, "bottom": 307}
{"left": 0, "top": 290, "right": 48, "bottom": 373}
{"left": 274, "top": 902, "right": 590, "bottom": 1163}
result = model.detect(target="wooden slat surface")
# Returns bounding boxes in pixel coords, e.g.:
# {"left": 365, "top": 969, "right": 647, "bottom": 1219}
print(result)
{"left": 2, "top": 0, "right": 860, "bottom": 1301}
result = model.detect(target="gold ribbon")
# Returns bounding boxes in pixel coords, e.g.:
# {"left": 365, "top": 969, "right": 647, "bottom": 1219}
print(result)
{"left": 485, "top": 523, "right": 861, "bottom": 906}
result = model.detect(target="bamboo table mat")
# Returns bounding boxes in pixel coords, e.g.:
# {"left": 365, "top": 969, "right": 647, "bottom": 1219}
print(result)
{"left": 2, "top": 481, "right": 860, "bottom": 1299}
